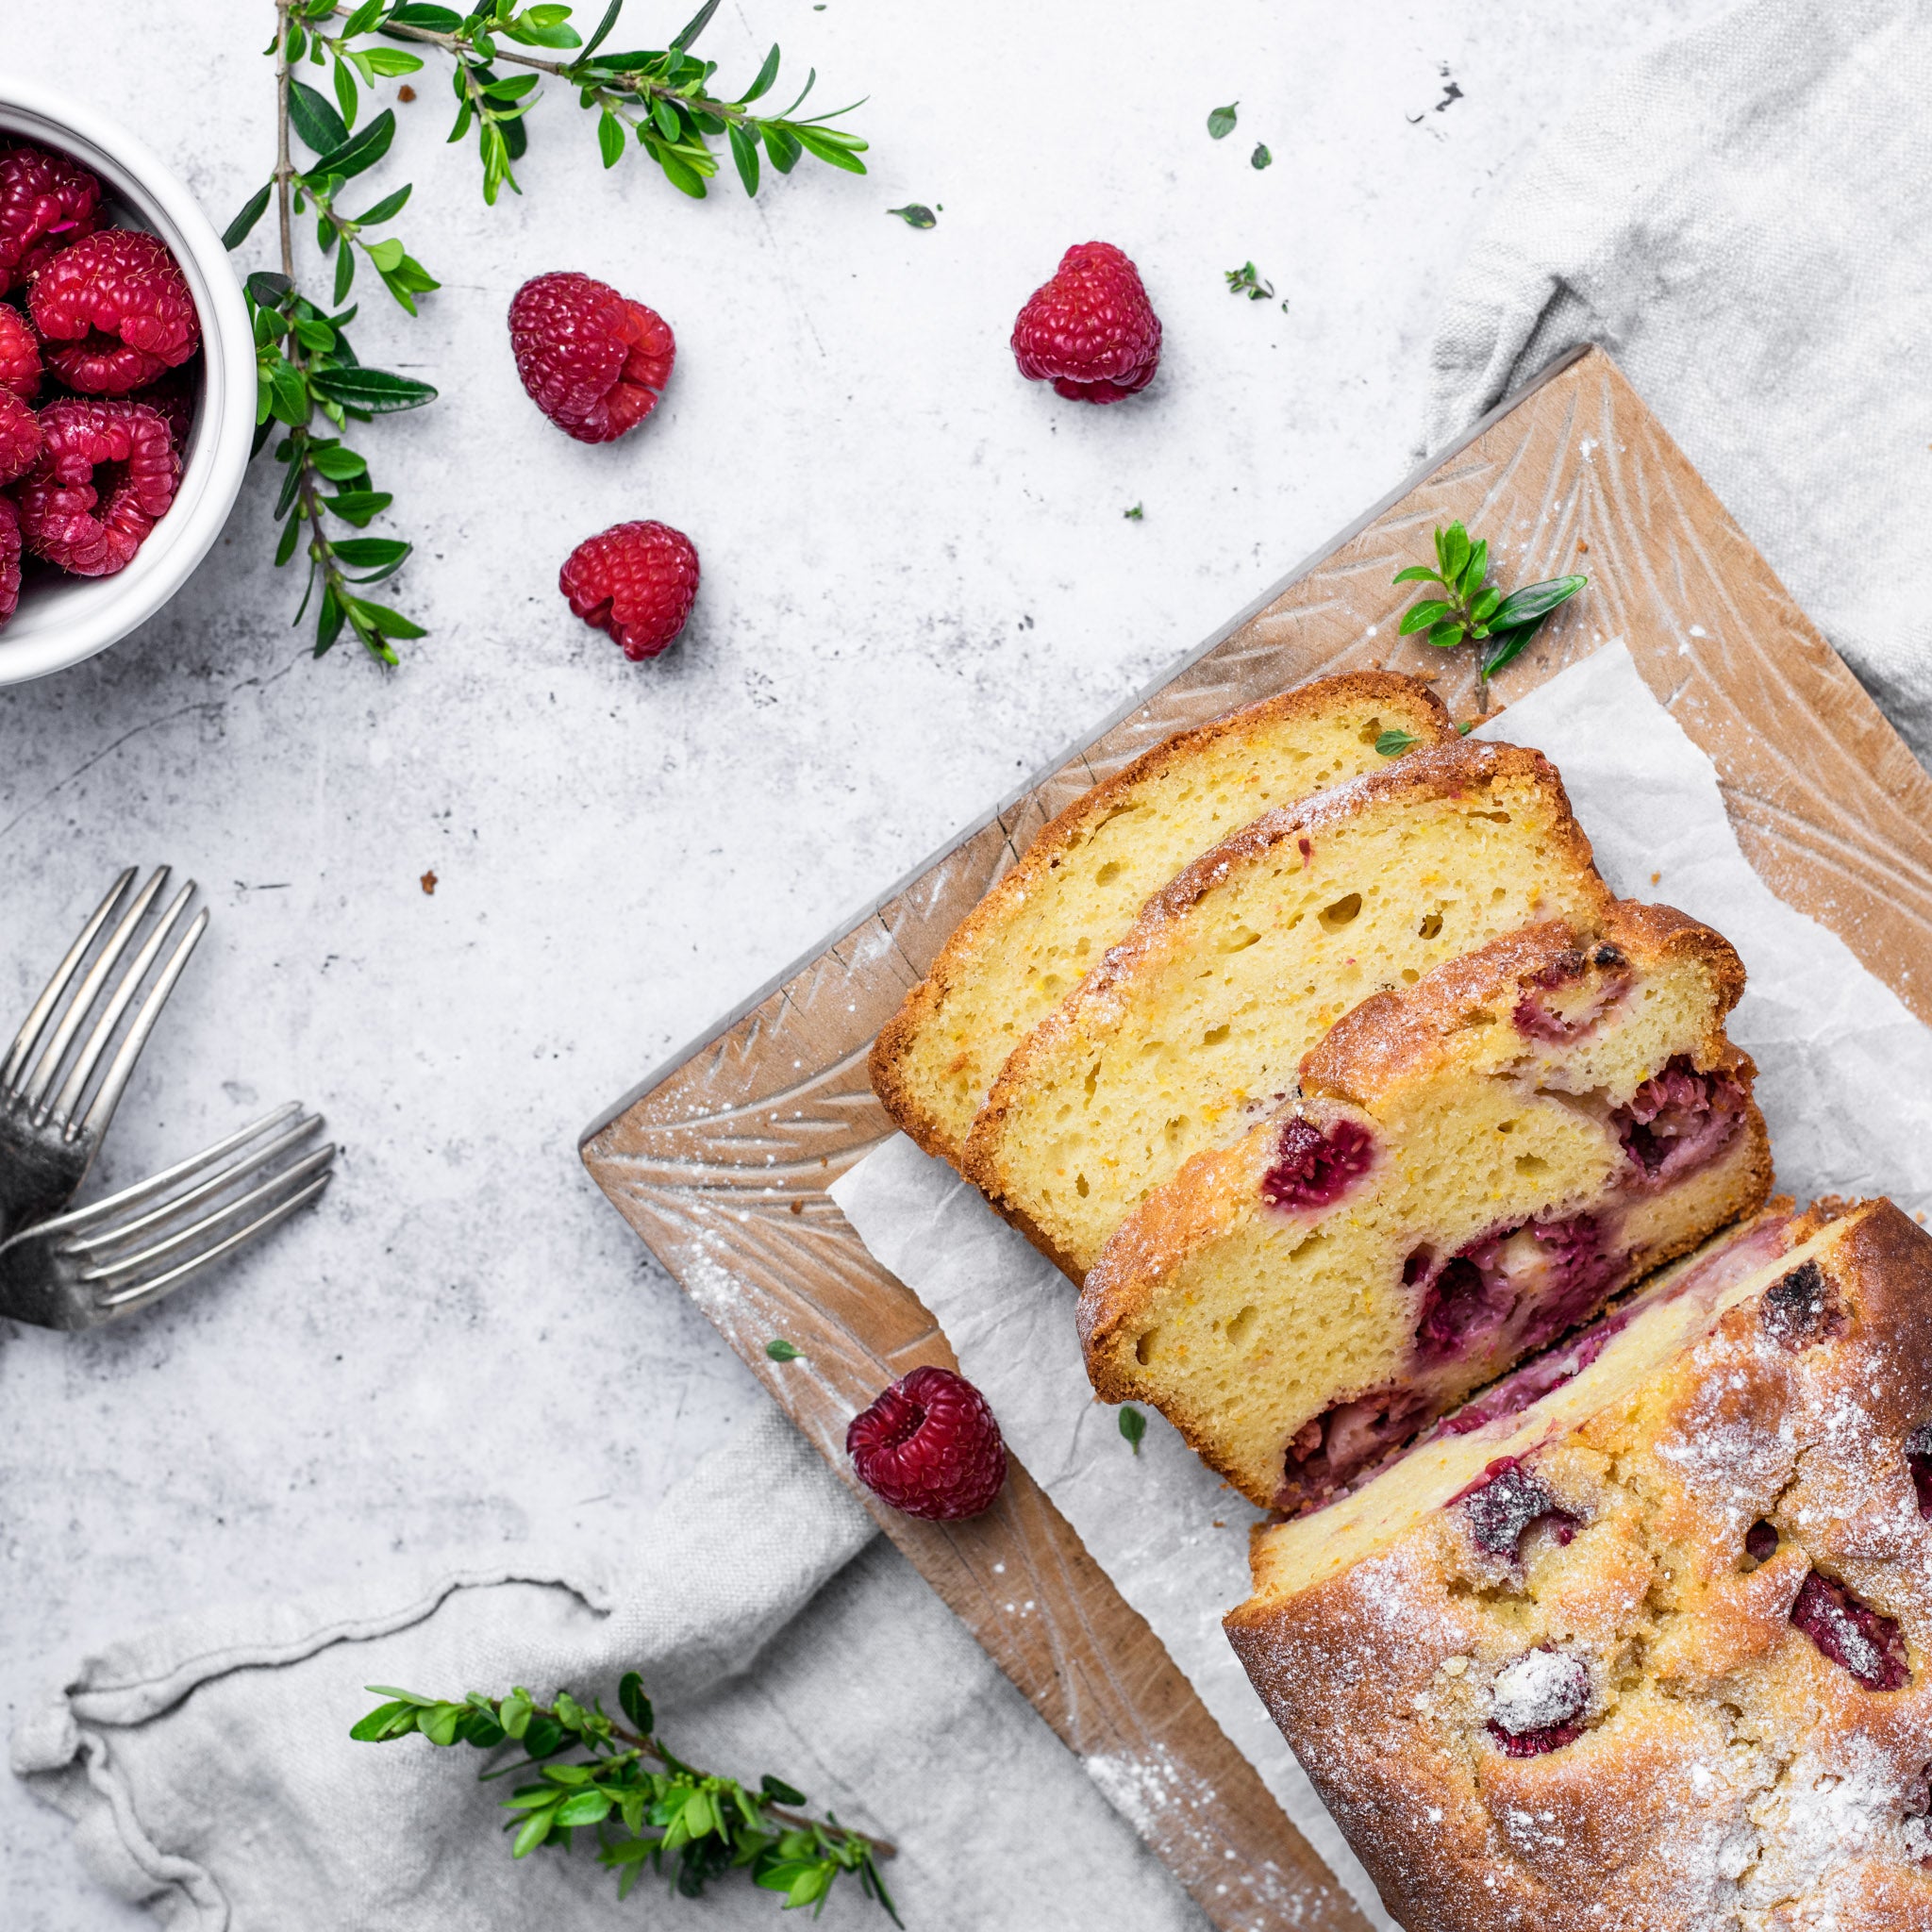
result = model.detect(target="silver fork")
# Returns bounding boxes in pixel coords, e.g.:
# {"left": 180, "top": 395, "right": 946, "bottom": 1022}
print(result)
{"left": 0, "top": 1103, "right": 335, "bottom": 1329}
{"left": 0, "top": 867, "right": 208, "bottom": 1240}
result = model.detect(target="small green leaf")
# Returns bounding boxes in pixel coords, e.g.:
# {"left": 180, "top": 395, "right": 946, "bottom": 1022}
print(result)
{"left": 223, "top": 182, "right": 274, "bottom": 250}
{"left": 886, "top": 203, "right": 936, "bottom": 228}
{"left": 597, "top": 107, "right": 626, "bottom": 169}
{"left": 333, "top": 52, "right": 359, "bottom": 131}
{"left": 1426, "top": 619, "right": 1466, "bottom": 650}
{"left": 728, "top": 122, "right": 760, "bottom": 196}
{"left": 762, "top": 124, "right": 802, "bottom": 174}
{"left": 1457, "top": 539, "right": 1488, "bottom": 598}
{"left": 580, "top": 0, "right": 625, "bottom": 61}
{"left": 765, "top": 1338, "right": 803, "bottom": 1361}
{"left": 1397, "top": 598, "right": 1448, "bottom": 637}
{"left": 307, "top": 109, "right": 396, "bottom": 185}
{"left": 1375, "top": 728, "right": 1419, "bottom": 758}
{"left": 1123, "top": 503, "right": 1143, "bottom": 520}
{"left": 1207, "top": 101, "right": 1239, "bottom": 139}
{"left": 353, "top": 184, "right": 412, "bottom": 225}
{"left": 309, "top": 366, "right": 438, "bottom": 412}
{"left": 333, "top": 239, "right": 356, "bottom": 304}
{"left": 669, "top": 0, "right": 722, "bottom": 53}
{"left": 1489, "top": 574, "right": 1588, "bottom": 631}
{"left": 349, "top": 1699, "right": 415, "bottom": 1741}
{"left": 1250, "top": 142, "right": 1272, "bottom": 169}
{"left": 760, "top": 1773, "right": 808, "bottom": 1807}
{"left": 618, "top": 1672, "right": 654, "bottom": 1737}
{"left": 1391, "top": 564, "right": 1441, "bottom": 586}
{"left": 1481, "top": 622, "right": 1544, "bottom": 678}
{"left": 791, "top": 125, "right": 867, "bottom": 174}
{"left": 510, "top": 1808, "right": 556, "bottom": 1858}
{"left": 1470, "top": 584, "right": 1503, "bottom": 625}
{"left": 365, "top": 236, "right": 405, "bottom": 272}
{"left": 289, "top": 78, "right": 349, "bottom": 154}
{"left": 554, "top": 1788, "right": 614, "bottom": 1827}
{"left": 738, "top": 42, "right": 782, "bottom": 105}
{"left": 1438, "top": 522, "right": 1470, "bottom": 582}
{"left": 1119, "top": 1406, "right": 1147, "bottom": 1455}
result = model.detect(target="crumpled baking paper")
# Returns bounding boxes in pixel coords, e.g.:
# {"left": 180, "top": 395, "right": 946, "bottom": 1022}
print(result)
{"left": 830, "top": 641, "right": 1932, "bottom": 1924}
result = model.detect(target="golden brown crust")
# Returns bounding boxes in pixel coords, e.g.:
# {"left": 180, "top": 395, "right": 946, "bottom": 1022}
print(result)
{"left": 867, "top": 673, "right": 1457, "bottom": 1161}
{"left": 960, "top": 740, "right": 1610, "bottom": 1238}
{"left": 1224, "top": 1200, "right": 1932, "bottom": 1932}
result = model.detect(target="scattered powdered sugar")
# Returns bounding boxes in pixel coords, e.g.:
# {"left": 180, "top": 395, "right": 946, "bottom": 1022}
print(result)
{"left": 1743, "top": 1744, "right": 1904, "bottom": 1909}
{"left": 1488, "top": 1649, "right": 1589, "bottom": 1736}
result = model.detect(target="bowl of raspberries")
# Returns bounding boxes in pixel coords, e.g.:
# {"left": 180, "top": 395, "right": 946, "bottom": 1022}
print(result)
{"left": 0, "top": 81, "right": 252, "bottom": 685}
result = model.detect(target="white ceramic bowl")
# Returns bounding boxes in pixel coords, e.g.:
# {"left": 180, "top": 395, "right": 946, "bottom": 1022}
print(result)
{"left": 0, "top": 80, "right": 254, "bottom": 686}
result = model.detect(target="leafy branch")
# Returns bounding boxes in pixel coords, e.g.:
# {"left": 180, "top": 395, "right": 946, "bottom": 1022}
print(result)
{"left": 353, "top": 1672, "right": 899, "bottom": 1918}
{"left": 223, "top": 0, "right": 869, "bottom": 665}
{"left": 1394, "top": 521, "right": 1587, "bottom": 703}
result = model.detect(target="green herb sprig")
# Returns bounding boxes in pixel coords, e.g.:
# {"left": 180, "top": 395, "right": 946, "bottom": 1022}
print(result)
{"left": 1119, "top": 1405, "right": 1147, "bottom": 1454}
{"left": 352, "top": 1673, "right": 899, "bottom": 1918}
{"left": 1394, "top": 520, "right": 1587, "bottom": 700}
{"left": 225, "top": 0, "right": 870, "bottom": 664}
{"left": 1224, "top": 259, "right": 1274, "bottom": 301}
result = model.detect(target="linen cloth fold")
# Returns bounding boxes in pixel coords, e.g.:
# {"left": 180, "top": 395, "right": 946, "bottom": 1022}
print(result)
{"left": 12, "top": 1405, "right": 1200, "bottom": 1930}
{"left": 1428, "top": 0, "right": 1932, "bottom": 765}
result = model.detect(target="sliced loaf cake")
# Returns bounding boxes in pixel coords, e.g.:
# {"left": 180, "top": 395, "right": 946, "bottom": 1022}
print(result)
{"left": 871, "top": 672, "right": 1456, "bottom": 1162}
{"left": 1224, "top": 1197, "right": 1932, "bottom": 1932}
{"left": 1079, "top": 903, "right": 1773, "bottom": 1508}
{"left": 960, "top": 741, "right": 1614, "bottom": 1278}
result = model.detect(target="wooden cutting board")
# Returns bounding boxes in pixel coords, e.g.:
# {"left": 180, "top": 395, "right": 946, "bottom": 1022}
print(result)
{"left": 580, "top": 345, "right": 1932, "bottom": 1931}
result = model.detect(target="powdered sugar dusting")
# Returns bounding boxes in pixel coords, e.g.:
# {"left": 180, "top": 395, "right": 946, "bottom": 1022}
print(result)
{"left": 1489, "top": 1650, "right": 1589, "bottom": 1737}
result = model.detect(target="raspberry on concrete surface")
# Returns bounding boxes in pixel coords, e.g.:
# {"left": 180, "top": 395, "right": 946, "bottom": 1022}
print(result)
{"left": 1010, "top": 241, "right": 1162, "bottom": 404}
{"left": 508, "top": 271, "right": 675, "bottom": 443}
{"left": 29, "top": 228, "right": 201, "bottom": 395}
{"left": 558, "top": 519, "right": 699, "bottom": 660}
{"left": 845, "top": 1364, "right": 1008, "bottom": 1522}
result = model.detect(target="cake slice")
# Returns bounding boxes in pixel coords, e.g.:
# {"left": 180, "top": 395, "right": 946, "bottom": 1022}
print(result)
{"left": 1080, "top": 902, "right": 1773, "bottom": 1508}
{"left": 1224, "top": 1197, "right": 1932, "bottom": 1932}
{"left": 961, "top": 740, "right": 1614, "bottom": 1278}
{"left": 870, "top": 672, "right": 1457, "bottom": 1163}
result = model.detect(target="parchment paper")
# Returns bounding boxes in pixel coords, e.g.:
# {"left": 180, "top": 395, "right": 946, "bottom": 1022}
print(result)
{"left": 829, "top": 641, "right": 1932, "bottom": 1924}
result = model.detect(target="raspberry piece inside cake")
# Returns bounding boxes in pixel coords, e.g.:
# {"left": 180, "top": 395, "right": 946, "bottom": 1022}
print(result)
{"left": 1454, "top": 1457, "right": 1581, "bottom": 1562}
{"left": 1612, "top": 1055, "right": 1747, "bottom": 1189}
{"left": 1486, "top": 1648, "right": 1590, "bottom": 1757}
{"left": 1907, "top": 1423, "right": 1932, "bottom": 1520}
{"left": 1760, "top": 1257, "right": 1849, "bottom": 1351}
{"left": 1260, "top": 1117, "right": 1374, "bottom": 1210}
{"left": 1790, "top": 1571, "right": 1910, "bottom": 1691}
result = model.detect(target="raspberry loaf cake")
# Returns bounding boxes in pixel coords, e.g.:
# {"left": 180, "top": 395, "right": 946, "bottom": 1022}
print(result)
{"left": 1081, "top": 902, "right": 1772, "bottom": 1508}
{"left": 871, "top": 673, "right": 1456, "bottom": 1162}
{"left": 962, "top": 741, "right": 1614, "bottom": 1278}
{"left": 1225, "top": 1197, "right": 1932, "bottom": 1931}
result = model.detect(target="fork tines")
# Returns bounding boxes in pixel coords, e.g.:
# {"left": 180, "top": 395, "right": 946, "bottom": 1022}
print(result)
{"left": 34, "top": 1104, "right": 336, "bottom": 1324}
{"left": 2, "top": 867, "right": 208, "bottom": 1142}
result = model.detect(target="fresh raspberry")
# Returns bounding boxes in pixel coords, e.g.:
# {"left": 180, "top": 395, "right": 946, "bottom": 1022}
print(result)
{"left": 0, "top": 387, "right": 41, "bottom": 483}
{"left": 1010, "top": 242, "right": 1162, "bottom": 404}
{"left": 29, "top": 229, "right": 201, "bottom": 395}
{"left": 558, "top": 519, "right": 699, "bottom": 660}
{"left": 508, "top": 272, "right": 675, "bottom": 443}
{"left": 0, "top": 497, "right": 20, "bottom": 628}
{"left": 845, "top": 1365, "right": 1008, "bottom": 1521}
{"left": 17, "top": 398, "right": 179, "bottom": 576}
{"left": 0, "top": 143, "right": 102, "bottom": 292}
{"left": 126, "top": 360, "right": 197, "bottom": 449}
{"left": 0, "top": 304, "right": 41, "bottom": 399}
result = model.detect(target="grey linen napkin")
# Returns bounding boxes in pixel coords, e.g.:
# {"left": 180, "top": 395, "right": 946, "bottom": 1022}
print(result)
{"left": 1427, "top": 0, "right": 1932, "bottom": 766}
{"left": 12, "top": 1404, "right": 1198, "bottom": 1930}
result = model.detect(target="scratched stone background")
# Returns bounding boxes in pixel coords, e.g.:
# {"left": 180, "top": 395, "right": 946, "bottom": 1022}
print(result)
{"left": 0, "top": 3, "right": 1737, "bottom": 1924}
